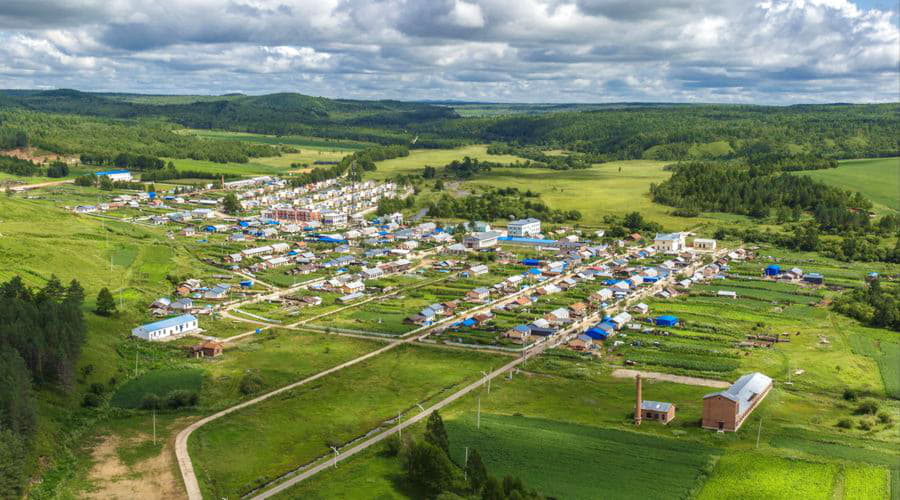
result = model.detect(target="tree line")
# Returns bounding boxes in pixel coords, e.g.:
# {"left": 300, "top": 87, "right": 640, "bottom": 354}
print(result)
{"left": 426, "top": 187, "right": 581, "bottom": 223}
{"left": 391, "top": 411, "right": 545, "bottom": 499}
{"left": 0, "top": 276, "right": 87, "bottom": 496}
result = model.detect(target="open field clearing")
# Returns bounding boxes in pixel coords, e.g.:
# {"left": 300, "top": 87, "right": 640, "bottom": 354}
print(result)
{"left": 369, "top": 144, "right": 530, "bottom": 179}
{"left": 800, "top": 157, "right": 899, "bottom": 214}
{"left": 181, "top": 129, "right": 371, "bottom": 150}
{"left": 849, "top": 333, "right": 900, "bottom": 398}
{"left": 188, "top": 345, "right": 501, "bottom": 498}
{"left": 165, "top": 157, "right": 289, "bottom": 178}
{"left": 446, "top": 414, "right": 718, "bottom": 500}
{"left": 200, "top": 330, "right": 383, "bottom": 405}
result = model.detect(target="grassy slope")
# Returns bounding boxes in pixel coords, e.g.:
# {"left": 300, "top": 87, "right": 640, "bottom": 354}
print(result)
{"left": 188, "top": 345, "right": 502, "bottom": 498}
{"left": 368, "top": 145, "right": 529, "bottom": 180}
{"left": 800, "top": 158, "right": 899, "bottom": 214}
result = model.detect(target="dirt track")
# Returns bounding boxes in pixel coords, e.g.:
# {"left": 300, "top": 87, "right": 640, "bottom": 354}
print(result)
{"left": 611, "top": 369, "right": 730, "bottom": 388}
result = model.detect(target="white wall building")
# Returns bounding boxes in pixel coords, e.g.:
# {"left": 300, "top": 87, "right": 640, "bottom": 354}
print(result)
{"left": 654, "top": 233, "right": 686, "bottom": 253}
{"left": 95, "top": 170, "right": 133, "bottom": 182}
{"left": 508, "top": 218, "right": 541, "bottom": 237}
{"left": 131, "top": 314, "right": 199, "bottom": 341}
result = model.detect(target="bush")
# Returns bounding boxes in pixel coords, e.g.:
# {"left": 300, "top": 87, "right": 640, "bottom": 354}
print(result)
{"left": 165, "top": 390, "right": 198, "bottom": 409}
{"left": 877, "top": 412, "right": 892, "bottom": 424}
{"left": 140, "top": 393, "right": 161, "bottom": 410}
{"left": 854, "top": 400, "right": 880, "bottom": 415}
{"left": 239, "top": 373, "right": 264, "bottom": 395}
{"left": 81, "top": 392, "right": 102, "bottom": 408}
{"left": 384, "top": 434, "right": 402, "bottom": 457}
{"left": 858, "top": 419, "right": 872, "bottom": 431}
{"left": 836, "top": 418, "right": 853, "bottom": 429}
{"left": 842, "top": 388, "right": 858, "bottom": 401}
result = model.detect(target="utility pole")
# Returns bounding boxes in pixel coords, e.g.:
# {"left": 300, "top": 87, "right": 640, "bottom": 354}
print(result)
{"left": 152, "top": 409, "right": 157, "bottom": 445}
{"left": 397, "top": 412, "right": 402, "bottom": 440}
{"left": 330, "top": 446, "right": 339, "bottom": 468}
{"left": 477, "top": 395, "right": 481, "bottom": 429}
{"left": 464, "top": 447, "right": 468, "bottom": 480}
{"left": 756, "top": 417, "right": 763, "bottom": 449}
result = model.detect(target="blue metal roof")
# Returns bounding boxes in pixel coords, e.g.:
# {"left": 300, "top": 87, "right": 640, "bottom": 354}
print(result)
{"left": 136, "top": 314, "right": 197, "bottom": 332}
{"left": 96, "top": 170, "right": 130, "bottom": 175}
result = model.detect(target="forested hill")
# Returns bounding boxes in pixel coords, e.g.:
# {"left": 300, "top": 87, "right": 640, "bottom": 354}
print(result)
{"left": 419, "top": 103, "right": 900, "bottom": 160}
{"left": 0, "top": 89, "right": 897, "bottom": 159}
{"left": 0, "top": 89, "right": 459, "bottom": 143}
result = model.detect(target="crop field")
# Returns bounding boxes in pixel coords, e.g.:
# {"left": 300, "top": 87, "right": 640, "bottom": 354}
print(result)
{"left": 110, "top": 368, "right": 204, "bottom": 408}
{"left": 188, "top": 345, "right": 501, "bottom": 498}
{"left": 843, "top": 465, "right": 891, "bottom": 500}
{"left": 697, "top": 452, "right": 837, "bottom": 500}
{"left": 446, "top": 414, "right": 718, "bottom": 500}
{"left": 801, "top": 157, "right": 899, "bottom": 214}
{"left": 727, "top": 247, "right": 896, "bottom": 288}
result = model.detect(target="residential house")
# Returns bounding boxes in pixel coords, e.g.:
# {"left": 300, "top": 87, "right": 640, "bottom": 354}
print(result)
{"left": 132, "top": 314, "right": 199, "bottom": 341}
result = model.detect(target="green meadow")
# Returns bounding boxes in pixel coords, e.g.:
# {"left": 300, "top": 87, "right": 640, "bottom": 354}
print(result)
{"left": 801, "top": 157, "right": 899, "bottom": 214}
{"left": 188, "top": 345, "right": 502, "bottom": 499}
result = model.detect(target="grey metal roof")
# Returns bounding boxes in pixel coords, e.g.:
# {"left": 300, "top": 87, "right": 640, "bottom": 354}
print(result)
{"left": 641, "top": 400, "right": 672, "bottom": 412}
{"left": 704, "top": 372, "right": 772, "bottom": 416}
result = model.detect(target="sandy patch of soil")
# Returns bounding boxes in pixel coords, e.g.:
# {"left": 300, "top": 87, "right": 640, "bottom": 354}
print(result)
{"left": 85, "top": 433, "right": 185, "bottom": 500}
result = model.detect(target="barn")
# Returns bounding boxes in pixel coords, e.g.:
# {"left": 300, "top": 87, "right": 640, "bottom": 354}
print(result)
{"left": 702, "top": 372, "right": 773, "bottom": 432}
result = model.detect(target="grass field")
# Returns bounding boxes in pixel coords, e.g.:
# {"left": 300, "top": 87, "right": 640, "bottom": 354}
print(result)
{"left": 199, "top": 330, "right": 382, "bottom": 405}
{"left": 189, "top": 345, "right": 502, "bottom": 498}
{"left": 182, "top": 129, "right": 371, "bottom": 150}
{"left": 801, "top": 158, "right": 899, "bottom": 214}
{"left": 849, "top": 333, "right": 900, "bottom": 398}
{"left": 110, "top": 368, "right": 204, "bottom": 408}
{"left": 369, "top": 145, "right": 530, "bottom": 180}
{"left": 446, "top": 414, "right": 718, "bottom": 500}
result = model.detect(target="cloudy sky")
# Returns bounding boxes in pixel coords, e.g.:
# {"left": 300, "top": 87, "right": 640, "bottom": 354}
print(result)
{"left": 0, "top": 0, "right": 897, "bottom": 103}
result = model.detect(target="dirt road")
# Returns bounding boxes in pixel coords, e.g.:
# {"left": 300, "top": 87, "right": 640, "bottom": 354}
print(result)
{"left": 611, "top": 369, "right": 730, "bottom": 388}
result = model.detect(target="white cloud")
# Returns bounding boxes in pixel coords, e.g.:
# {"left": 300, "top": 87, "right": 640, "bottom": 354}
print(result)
{"left": 0, "top": 0, "right": 894, "bottom": 103}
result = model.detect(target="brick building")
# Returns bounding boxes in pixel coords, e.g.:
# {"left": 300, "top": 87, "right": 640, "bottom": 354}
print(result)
{"left": 702, "top": 372, "right": 773, "bottom": 432}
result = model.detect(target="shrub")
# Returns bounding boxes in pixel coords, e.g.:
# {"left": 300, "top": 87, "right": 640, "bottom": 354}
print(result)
{"left": 384, "top": 434, "right": 402, "bottom": 457}
{"left": 854, "top": 400, "right": 880, "bottom": 415}
{"left": 842, "top": 388, "right": 858, "bottom": 401}
{"left": 836, "top": 418, "right": 853, "bottom": 429}
{"left": 88, "top": 382, "right": 105, "bottom": 395}
{"left": 140, "top": 393, "right": 161, "bottom": 410}
{"left": 877, "top": 412, "right": 892, "bottom": 424}
{"left": 239, "top": 373, "right": 264, "bottom": 395}
{"left": 165, "top": 390, "right": 198, "bottom": 409}
{"left": 81, "top": 393, "right": 102, "bottom": 408}
{"left": 858, "top": 419, "right": 872, "bottom": 431}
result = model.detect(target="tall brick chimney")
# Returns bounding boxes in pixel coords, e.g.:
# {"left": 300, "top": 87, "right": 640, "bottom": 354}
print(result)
{"left": 635, "top": 373, "right": 642, "bottom": 425}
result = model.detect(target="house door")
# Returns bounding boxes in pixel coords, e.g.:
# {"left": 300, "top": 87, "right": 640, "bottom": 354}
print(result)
{"left": 718, "top": 421, "right": 724, "bottom": 431}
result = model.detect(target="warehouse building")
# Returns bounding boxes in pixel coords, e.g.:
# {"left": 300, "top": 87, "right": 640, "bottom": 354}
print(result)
{"left": 702, "top": 372, "right": 773, "bottom": 432}
{"left": 132, "top": 314, "right": 199, "bottom": 341}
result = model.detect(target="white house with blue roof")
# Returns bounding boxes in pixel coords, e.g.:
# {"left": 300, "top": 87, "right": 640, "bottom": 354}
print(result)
{"left": 132, "top": 314, "right": 199, "bottom": 341}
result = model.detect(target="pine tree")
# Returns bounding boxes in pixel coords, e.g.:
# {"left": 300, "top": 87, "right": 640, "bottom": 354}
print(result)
{"left": 424, "top": 411, "right": 449, "bottom": 454}
{"left": 95, "top": 287, "right": 117, "bottom": 316}
{"left": 466, "top": 448, "right": 488, "bottom": 493}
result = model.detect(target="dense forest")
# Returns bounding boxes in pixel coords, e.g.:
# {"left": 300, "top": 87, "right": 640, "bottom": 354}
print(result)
{"left": 1, "top": 90, "right": 897, "bottom": 162}
{"left": 0, "top": 276, "right": 87, "bottom": 496}
{"left": 650, "top": 162, "right": 873, "bottom": 230}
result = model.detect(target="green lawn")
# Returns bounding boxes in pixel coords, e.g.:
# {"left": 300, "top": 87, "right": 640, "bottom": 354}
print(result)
{"left": 189, "top": 345, "right": 502, "bottom": 498}
{"left": 446, "top": 414, "right": 718, "bottom": 500}
{"left": 801, "top": 157, "right": 899, "bottom": 214}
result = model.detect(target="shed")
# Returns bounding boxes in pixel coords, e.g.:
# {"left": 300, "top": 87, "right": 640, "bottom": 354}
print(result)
{"left": 655, "top": 315, "right": 679, "bottom": 327}
{"left": 764, "top": 265, "right": 781, "bottom": 276}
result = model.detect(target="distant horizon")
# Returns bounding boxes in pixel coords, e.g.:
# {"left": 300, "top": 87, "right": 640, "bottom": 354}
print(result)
{"left": 2, "top": 87, "right": 897, "bottom": 107}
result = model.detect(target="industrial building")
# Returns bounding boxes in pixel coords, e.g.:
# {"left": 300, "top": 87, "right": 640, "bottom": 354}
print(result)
{"left": 702, "top": 372, "right": 773, "bottom": 432}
